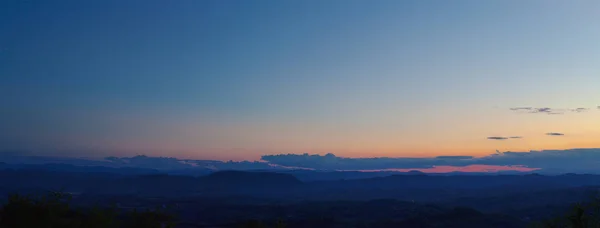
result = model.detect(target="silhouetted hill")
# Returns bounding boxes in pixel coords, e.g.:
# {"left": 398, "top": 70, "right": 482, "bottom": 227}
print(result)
{"left": 314, "top": 173, "right": 600, "bottom": 191}
{"left": 205, "top": 171, "right": 301, "bottom": 185}
{"left": 1, "top": 166, "right": 599, "bottom": 227}
{"left": 1, "top": 167, "right": 600, "bottom": 202}
{"left": 278, "top": 170, "right": 397, "bottom": 181}
{"left": 197, "top": 171, "right": 302, "bottom": 196}
{"left": 391, "top": 207, "right": 526, "bottom": 228}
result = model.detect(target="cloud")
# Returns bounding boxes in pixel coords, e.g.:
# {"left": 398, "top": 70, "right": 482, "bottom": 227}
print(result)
{"left": 104, "top": 155, "right": 277, "bottom": 170}
{"left": 261, "top": 148, "right": 600, "bottom": 173}
{"left": 6, "top": 148, "right": 600, "bottom": 174}
{"left": 487, "top": 136, "right": 522, "bottom": 140}
{"left": 546, "top": 132, "right": 565, "bottom": 136}
{"left": 474, "top": 148, "right": 600, "bottom": 173}
{"left": 571, "top": 108, "right": 588, "bottom": 113}
{"left": 534, "top": 107, "right": 553, "bottom": 113}
{"left": 530, "top": 107, "right": 566, "bottom": 114}
{"left": 509, "top": 107, "right": 533, "bottom": 111}
{"left": 105, "top": 155, "right": 194, "bottom": 170}
{"left": 487, "top": 136, "right": 508, "bottom": 140}
{"left": 261, "top": 153, "right": 473, "bottom": 170}
{"left": 510, "top": 107, "right": 590, "bottom": 115}
{"left": 509, "top": 107, "right": 562, "bottom": 114}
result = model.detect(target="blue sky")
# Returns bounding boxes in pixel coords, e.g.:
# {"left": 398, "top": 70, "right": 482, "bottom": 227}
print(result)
{"left": 1, "top": 0, "right": 599, "bottom": 161}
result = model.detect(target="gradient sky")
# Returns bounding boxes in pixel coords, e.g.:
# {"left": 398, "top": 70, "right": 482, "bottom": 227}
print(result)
{"left": 1, "top": 0, "right": 599, "bottom": 161}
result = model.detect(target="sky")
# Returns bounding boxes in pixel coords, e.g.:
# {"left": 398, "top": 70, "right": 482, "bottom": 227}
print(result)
{"left": 1, "top": 0, "right": 599, "bottom": 163}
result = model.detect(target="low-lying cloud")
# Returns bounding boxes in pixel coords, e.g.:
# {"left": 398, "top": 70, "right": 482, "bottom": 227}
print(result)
{"left": 546, "top": 132, "right": 565, "bottom": 136}
{"left": 5, "top": 147, "right": 600, "bottom": 174}
{"left": 104, "top": 155, "right": 275, "bottom": 170}
{"left": 261, "top": 148, "right": 600, "bottom": 173}
{"left": 105, "top": 155, "right": 187, "bottom": 170}
{"left": 261, "top": 153, "right": 473, "bottom": 170}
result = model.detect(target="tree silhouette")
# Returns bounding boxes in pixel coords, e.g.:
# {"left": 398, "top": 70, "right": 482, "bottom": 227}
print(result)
{"left": 0, "top": 192, "right": 78, "bottom": 228}
{"left": 123, "top": 208, "right": 176, "bottom": 228}
{"left": 535, "top": 192, "right": 600, "bottom": 228}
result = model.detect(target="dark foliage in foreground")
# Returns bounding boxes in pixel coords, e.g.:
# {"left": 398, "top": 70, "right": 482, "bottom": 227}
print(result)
{"left": 0, "top": 192, "right": 175, "bottom": 228}
{"left": 533, "top": 195, "right": 600, "bottom": 228}
{"left": 2, "top": 190, "right": 600, "bottom": 228}
{"left": 0, "top": 192, "right": 526, "bottom": 228}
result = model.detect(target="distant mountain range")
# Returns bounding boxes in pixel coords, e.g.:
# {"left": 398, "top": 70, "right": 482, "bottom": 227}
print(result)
{"left": 0, "top": 162, "right": 599, "bottom": 227}
{"left": 0, "top": 163, "right": 599, "bottom": 200}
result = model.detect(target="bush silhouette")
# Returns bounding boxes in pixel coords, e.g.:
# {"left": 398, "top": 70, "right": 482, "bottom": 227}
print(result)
{"left": 535, "top": 193, "right": 600, "bottom": 228}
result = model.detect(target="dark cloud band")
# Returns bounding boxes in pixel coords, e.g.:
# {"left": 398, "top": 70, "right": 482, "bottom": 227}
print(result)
{"left": 261, "top": 148, "right": 600, "bottom": 173}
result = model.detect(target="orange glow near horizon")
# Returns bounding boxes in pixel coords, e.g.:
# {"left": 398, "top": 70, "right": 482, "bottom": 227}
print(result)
{"left": 4, "top": 0, "right": 600, "bottom": 177}
{"left": 34, "top": 110, "right": 600, "bottom": 165}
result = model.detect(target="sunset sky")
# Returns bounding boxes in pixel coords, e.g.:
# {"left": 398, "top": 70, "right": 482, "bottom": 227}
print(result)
{"left": 1, "top": 0, "right": 599, "bottom": 162}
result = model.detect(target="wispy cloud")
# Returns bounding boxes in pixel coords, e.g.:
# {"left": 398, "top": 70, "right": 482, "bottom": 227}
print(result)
{"left": 509, "top": 107, "right": 533, "bottom": 111}
{"left": 105, "top": 155, "right": 195, "bottom": 170}
{"left": 105, "top": 155, "right": 275, "bottom": 170}
{"left": 510, "top": 107, "right": 590, "bottom": 115}
{"left": 534, "top": 107, "right": 553, "bottom": 113}
{"left": 487, "top": 136, "right": 522, "bottom": 140}
{"left": 510, "top": 107, "right": 563, "bottom": 114}
{"left": 487, "top": 136, "right": 508, "bottom": 140}
{"left": 546, "top": 132, "right": 565, "bottom": 136}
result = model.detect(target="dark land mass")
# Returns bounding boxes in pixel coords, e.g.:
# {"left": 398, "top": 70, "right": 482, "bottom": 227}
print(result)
{"left": 1, "top": 163, "right": 599, "bottom": 227}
